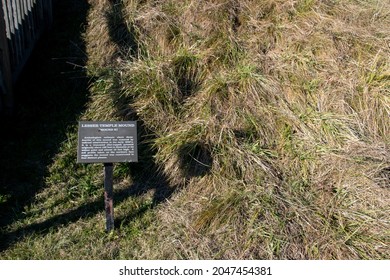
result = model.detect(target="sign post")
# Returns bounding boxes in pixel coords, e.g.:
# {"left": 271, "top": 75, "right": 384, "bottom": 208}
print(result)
{"left": 104, "top": 163, "right": 114, "bottom": 231}
{"left": 77, "top": 121, "right": 138, "bottom": 232}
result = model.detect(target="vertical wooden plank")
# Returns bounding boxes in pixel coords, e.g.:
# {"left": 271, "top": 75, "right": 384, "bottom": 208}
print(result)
{"left": 0, "top": 0, "right": 14, "bottom": 111}
{"left": 9, "top": 0, "right": 16, "bottom": 67}
{"left": 25, "top": 0, "right": 33, "bottom": 45}
{"left": 26, "top": 0, "right": 35, "bottom": 41}
{"left": 31, "top": 0, "right": 38, "bottom": 41}
{"left": 11, "top": 0, "right": 22, "bottom": 67}
{"left": 17, "top": 0, "right": 25, "bottom": 51}
{"left": 5, "top": 0, "right": 15, "bottom": 68}
{"left": 20, "top": 0, "right": 28, "bottom": 48}
{"left": 24, "top": 0, "right": 34, "bottom": 43}
{"left": 11, "top": 0, "right": 23, "bottom": 78}
{"left": 2, "top": 0, "right": 10, "bottom": 38}
{"left": 32, "top": 0, "right": 39, "bottom": 44}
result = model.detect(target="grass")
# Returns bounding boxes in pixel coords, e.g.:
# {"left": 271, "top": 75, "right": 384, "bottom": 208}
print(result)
{"left": 0, "top": 0, "right": 389, "bottom": 259}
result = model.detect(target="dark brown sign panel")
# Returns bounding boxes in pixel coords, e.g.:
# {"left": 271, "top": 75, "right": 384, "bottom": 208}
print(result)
{"left": 77, "top": 121, "right": 138, "bottom": 163}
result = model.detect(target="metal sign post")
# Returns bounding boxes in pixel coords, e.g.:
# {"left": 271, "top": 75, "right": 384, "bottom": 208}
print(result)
{"left": 104, "top": 163, "right": 114, "bottom": 231}
{"left": 77, "top": 121, "right": 138, "bottom": 232}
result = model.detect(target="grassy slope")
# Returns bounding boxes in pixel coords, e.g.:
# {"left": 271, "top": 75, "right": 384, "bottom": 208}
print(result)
{"left": 1, "top": 0, "right": 389, "bottom": 259}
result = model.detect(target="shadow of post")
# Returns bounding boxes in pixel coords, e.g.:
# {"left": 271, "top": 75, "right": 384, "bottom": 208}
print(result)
{"left": 0, "top": 179, "right": 164, "bottom": 252}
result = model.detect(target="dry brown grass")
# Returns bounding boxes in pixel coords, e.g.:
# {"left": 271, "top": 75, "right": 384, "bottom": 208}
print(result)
{"left": 83, "top": 0, "right": 390, "bottom": 259}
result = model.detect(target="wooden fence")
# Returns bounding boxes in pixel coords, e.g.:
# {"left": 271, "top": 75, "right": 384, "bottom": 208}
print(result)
{"left": 0, "top": 0, "right": 52, "bottom": 112}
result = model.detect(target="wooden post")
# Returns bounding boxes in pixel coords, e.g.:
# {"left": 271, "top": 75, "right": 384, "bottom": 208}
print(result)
{"left": 0, "top": 0, "right": 13, "bottom": 113}
{"left": 104, "top": 163, "right": 114, "bottom": 232}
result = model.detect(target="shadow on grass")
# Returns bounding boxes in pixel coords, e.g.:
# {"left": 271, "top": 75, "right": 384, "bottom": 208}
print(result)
{"left": 178, "top": 141, "right": 213, "bottom": 179}
{"left": 0, "top": 149, "right": 175, "bottom": 253}
{"left": 0, "top": 0, "right": 177, "bottom": 253}
{"left": 0, "top": 0, "right": 91, "bottom": 250}
{"left": 102, "top": 0, "right": 179, "bottom": 228}
{"left": 104, "top": 0, "right": 177, "bottom": 208}
{"left": 106, "top": 0, "right": 139, "bottom": 59}
{"left": 0, "top": 177, "right": 172, "bottom": 251}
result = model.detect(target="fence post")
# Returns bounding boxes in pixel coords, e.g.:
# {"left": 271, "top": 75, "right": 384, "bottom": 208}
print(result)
{"left": 0, "top": 0, "right": 13, "bottom": 113}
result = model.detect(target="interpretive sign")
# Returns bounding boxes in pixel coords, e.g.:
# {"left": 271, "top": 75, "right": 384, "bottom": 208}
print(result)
{"left": 77, "top": 121, "right": 138, "bottom": 163}
{"left": 77, "top": 121, "right": 138, "bottom": 232}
